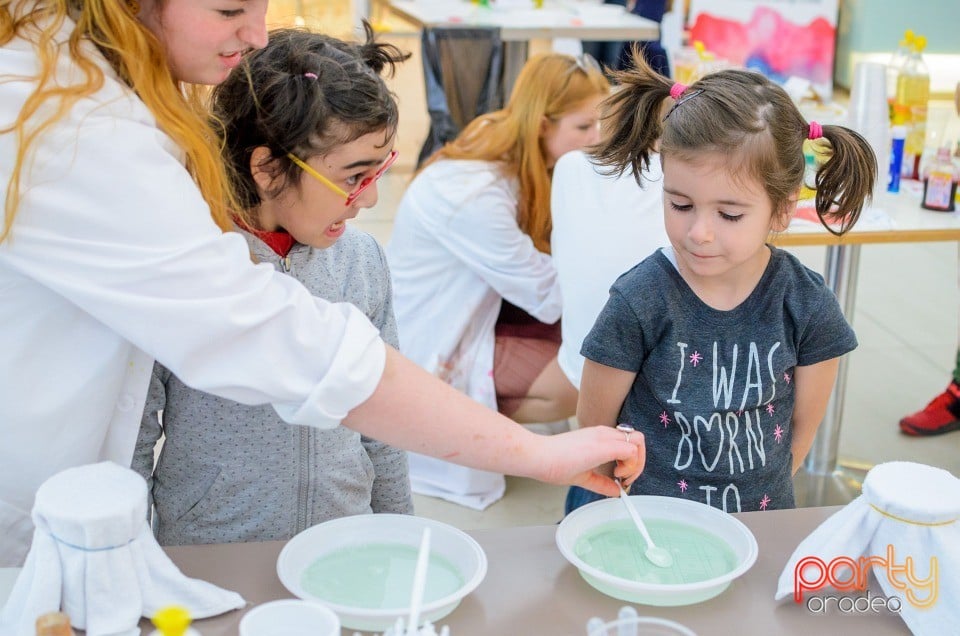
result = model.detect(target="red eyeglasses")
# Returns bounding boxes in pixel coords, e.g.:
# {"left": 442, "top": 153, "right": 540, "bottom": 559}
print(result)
{"left": 287, "top": 149, "right": 399, "bottom": 207}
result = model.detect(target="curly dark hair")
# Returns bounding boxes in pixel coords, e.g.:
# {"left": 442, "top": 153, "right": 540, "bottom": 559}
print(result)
{"left": 211, "top": 22, "right": 410, "bottom": 214}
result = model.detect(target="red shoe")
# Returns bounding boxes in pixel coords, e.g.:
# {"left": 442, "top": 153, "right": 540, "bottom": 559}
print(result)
{"left": 899, "top": 382, "right": 960, "bottom": 436}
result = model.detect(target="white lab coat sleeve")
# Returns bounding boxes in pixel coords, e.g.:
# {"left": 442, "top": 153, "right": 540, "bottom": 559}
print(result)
{"left": 1, "top": 102, "right": 385, "bottom": 428}
{"left": 418, "top": 174, "right": 561, "bottom": 323}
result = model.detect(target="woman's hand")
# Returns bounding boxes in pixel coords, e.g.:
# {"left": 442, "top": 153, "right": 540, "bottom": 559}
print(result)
{"left": 346, "top": 347, "right": 644, "bottom": 495}
{"left": 527, "top": 426, "right": 645, "bottom": 498}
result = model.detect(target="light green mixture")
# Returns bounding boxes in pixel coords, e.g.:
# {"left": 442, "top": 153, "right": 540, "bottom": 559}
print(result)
{"left": 301, "top": 543, "right": 464, "bottom": 609}
{"left": 574, "top": 519, "right": 737, "bottom": 584}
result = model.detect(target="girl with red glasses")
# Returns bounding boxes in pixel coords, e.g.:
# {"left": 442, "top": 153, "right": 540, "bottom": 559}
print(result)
{"left": 134, "top": 26, "right": 417, "bottom": 546}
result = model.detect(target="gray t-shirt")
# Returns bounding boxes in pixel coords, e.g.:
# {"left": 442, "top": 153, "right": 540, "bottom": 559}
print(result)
{"left": 582, "top": 247, "right": 857, "bottom": 513}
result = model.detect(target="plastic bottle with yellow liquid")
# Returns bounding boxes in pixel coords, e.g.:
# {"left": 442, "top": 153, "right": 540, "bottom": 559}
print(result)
{"left": 886, "top": 30, "right": 914, "bottom": 122}
{"left": 893, "top": 35, "right": 929, "bottom": 180}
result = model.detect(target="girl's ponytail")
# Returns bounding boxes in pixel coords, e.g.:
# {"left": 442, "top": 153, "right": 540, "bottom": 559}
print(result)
{"left": 593, "top": 46, "right": 674, "bottom": 184}
{"left": 811, "top": 125, "right": 876, "bottom": 235}
{"left": 356, "top": 21, "right": 410, "bottom": 78}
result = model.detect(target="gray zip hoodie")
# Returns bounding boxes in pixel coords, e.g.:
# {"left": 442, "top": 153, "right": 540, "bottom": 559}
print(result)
{"left": 132, "top": 226, "right": 412, "bottom": 545}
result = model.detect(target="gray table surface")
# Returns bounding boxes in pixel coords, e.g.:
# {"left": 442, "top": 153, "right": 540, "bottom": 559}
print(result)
{"left": 141, "top": 505, "right": 911, "bottom": 635}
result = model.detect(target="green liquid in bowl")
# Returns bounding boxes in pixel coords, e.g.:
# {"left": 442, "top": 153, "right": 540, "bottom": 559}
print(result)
{"left": 301, "top": 543, "right": 464, "bottom": 609}
{"left": 574, "top": 519, "right": 738, "bottom": 585}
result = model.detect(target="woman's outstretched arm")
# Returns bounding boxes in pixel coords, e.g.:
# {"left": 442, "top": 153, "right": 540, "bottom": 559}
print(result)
{"left": 344, "top": 347, "right": 644, "bottom": 497}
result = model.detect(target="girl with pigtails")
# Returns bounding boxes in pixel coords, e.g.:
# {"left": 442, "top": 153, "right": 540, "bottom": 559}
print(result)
{"left": 567, "top": 49, "right": 877, "bottom": 515}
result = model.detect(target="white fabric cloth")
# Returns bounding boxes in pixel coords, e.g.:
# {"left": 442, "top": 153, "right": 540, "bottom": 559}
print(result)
{"left": 387, "top": 159, "right": 561, "bottom": 509}
{"left": 0, "top": 462, "right": 245, "bottom": 636}
{"left": 0, "top": 16, "right": 385, "bottom": 565}
{"left": 405, "top": 453, "right": 506, "bottom": 511}
{"left": 775, "top": 461, "right": 960, "bottom": 635}
{"left": 550, "top": 150, "right": 668, "bottom": 388}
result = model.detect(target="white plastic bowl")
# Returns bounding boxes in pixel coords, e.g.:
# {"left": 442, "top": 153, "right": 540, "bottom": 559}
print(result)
{"left": 277, "top": 514, "right": 487, "bottom": 632}
{"left": 556, "top": 496, "right": 758, "bottom": 606}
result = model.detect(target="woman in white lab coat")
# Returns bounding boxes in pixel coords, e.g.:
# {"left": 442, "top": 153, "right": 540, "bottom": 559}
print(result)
{"left": 387, "top": 53, "right": 609, "bottom": 507}
{"left": 0, "top": 2, "right": 641, "bottom": 565}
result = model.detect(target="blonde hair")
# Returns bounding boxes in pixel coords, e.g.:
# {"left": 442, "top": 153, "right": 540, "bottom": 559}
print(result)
{"left": 1, "top": 0, "right": 235, "bottom": 244}
{"left": 426, "top": 53, "right": 608, "bottom": 253}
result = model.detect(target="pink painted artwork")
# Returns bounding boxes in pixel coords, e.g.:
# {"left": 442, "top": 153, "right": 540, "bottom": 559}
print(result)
{"left": 689, "top": 0, "right": 838, "bottom": 98}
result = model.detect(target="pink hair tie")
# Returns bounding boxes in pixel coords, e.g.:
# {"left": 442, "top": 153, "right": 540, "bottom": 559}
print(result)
{"left": 669, "top": 82, "right": 688, "bottom": 100}
{"left": 808, "top": 121, "right": 823, "bottom": 140}
{"left": 303, "top": 72, "right": 318, "bottom": 80}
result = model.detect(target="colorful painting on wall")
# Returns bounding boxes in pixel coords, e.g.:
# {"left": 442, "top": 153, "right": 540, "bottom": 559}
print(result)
{"left": 688, "top": 0, "right": 839, "bottom": 99}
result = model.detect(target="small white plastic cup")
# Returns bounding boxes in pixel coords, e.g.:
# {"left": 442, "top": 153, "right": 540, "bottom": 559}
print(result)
{"left": 239, "top": 599, "right": 340, "bottom": 636}
{"left": 586, "top": 606, "right": 696, "bottom": 636}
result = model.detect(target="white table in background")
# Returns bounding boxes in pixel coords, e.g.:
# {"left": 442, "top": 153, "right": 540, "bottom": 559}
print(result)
{"left": 387, "top": 0, "right": 659, "bottom": 40}
{"left": 385, "top": 0, "right": 658, "bottom": 94}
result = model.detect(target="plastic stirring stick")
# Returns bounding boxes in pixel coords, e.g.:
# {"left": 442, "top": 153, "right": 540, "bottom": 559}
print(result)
{"left": 616, "top": 481, "right": 673, "bottom": 568}
{"left": 406, "top": 527, "right": 432, "bottom": 636}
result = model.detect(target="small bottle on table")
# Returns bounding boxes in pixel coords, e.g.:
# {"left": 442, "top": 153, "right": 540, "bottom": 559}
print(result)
{"left": 35, "top": 612, "right": 75, "bottom": 636}
{"left": 921, "top": 146, "right": 957, "bottom": 212}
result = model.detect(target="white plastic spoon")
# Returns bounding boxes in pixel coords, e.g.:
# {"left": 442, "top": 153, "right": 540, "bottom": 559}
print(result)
{"left": 616, "top": 480, "right": 673, "bottom": 568}
{"left": 405, "top": 527, "right": 432, "bottom": 636}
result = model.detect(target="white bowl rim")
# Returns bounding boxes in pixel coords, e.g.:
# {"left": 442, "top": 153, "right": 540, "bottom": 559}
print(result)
{"left": 556, "top": 495, "right": 759, "bottom": 593}
{"left": 277, "top": 514, "right": 488, "bottom": 619}
{"left": 239, "top": 598, "right": 340, "bottom": 632}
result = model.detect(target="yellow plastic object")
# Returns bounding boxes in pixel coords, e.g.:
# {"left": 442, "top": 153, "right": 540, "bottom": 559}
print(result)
{"left": 151, "top": 606, "right": 192, "bottom": 636}
{"left": 692, "top": 40, "right": 714, "bottom": 61}
{"left": 900, "top": 29, "right": 915, "bottom": 49}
